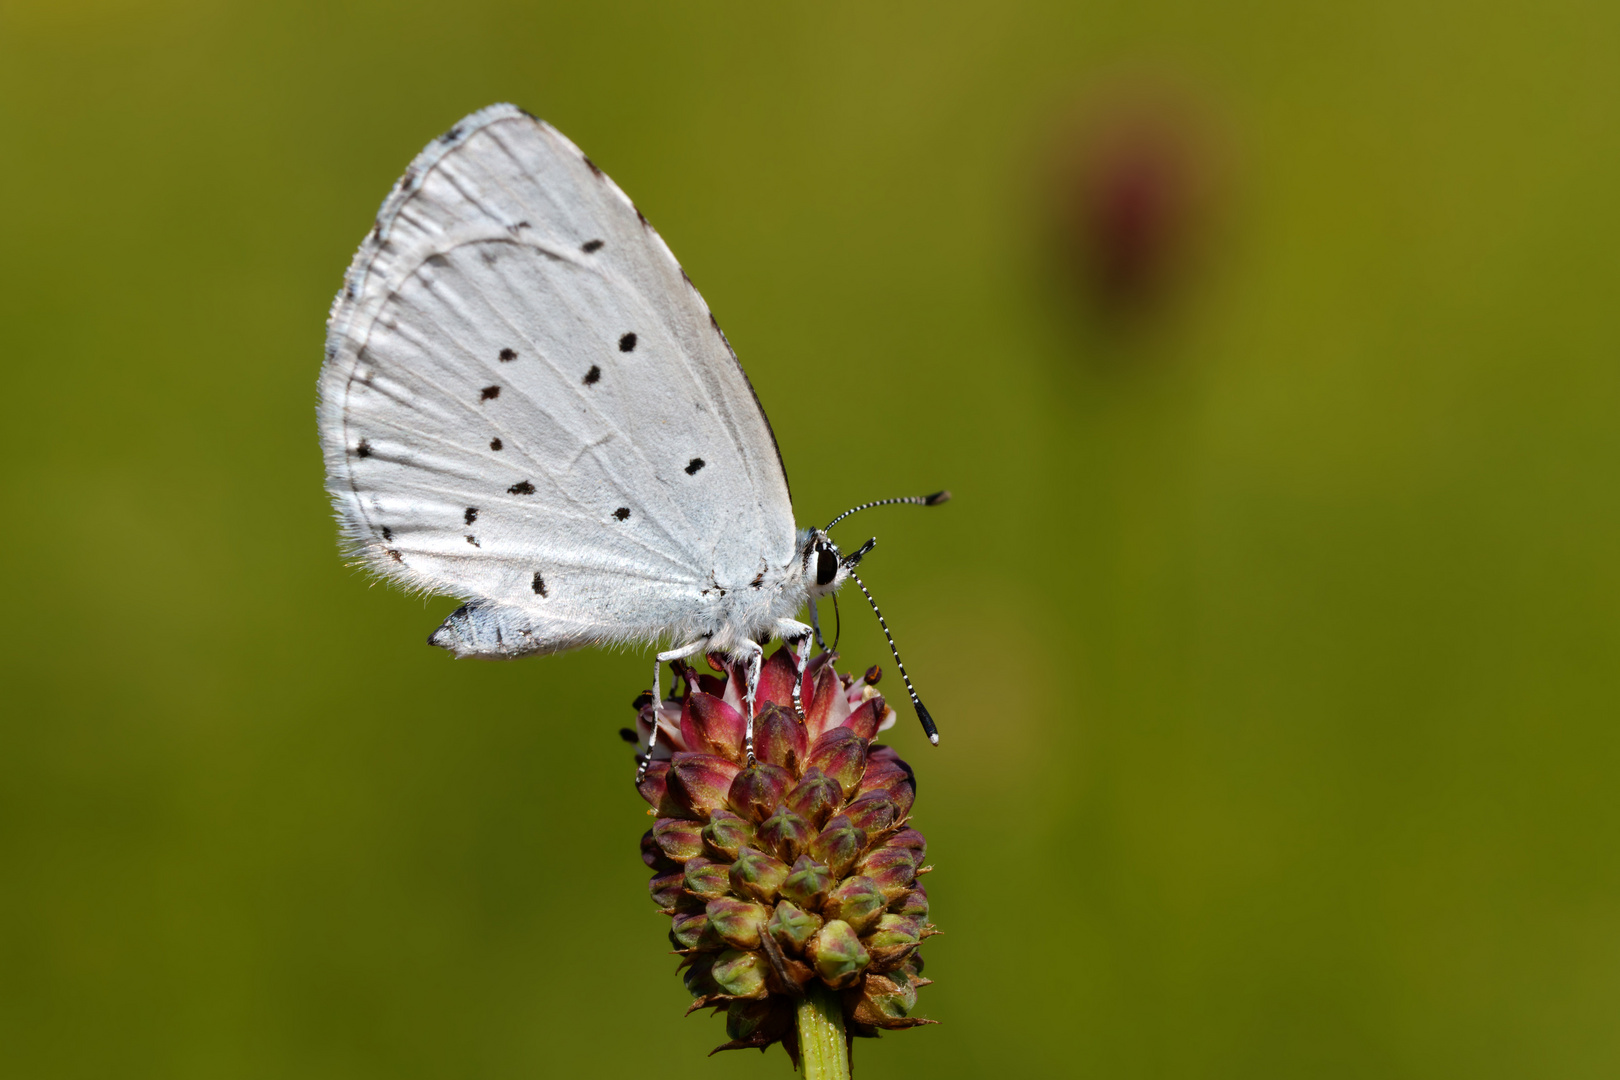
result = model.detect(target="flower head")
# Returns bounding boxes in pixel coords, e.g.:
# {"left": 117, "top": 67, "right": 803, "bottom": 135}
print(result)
{"left": 634, "top": 648, "right": 938, "bottom": 1062}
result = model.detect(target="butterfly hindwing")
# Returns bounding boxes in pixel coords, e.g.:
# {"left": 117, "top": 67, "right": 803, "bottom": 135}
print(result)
{"left": 319, "top": 104, "right": 796, "bottom": 653}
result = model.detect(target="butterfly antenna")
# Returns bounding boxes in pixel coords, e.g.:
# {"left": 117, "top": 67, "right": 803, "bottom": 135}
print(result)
{"left": 825, "top": 490, "right": 951, "bottom": 532}
{"left": 846, "top": 568, "right": 939, "bottom": 746}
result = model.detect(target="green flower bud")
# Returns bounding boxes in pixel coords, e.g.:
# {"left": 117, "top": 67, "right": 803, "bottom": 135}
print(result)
{"left": 767, "top": 901, "right": 822, "bottom": 954}
{"left": 669, "top": 911, "right": 715, "bottom": 949}
{"left": 649, "top": 869, "right": 686, "bottom": 909}
{"left": 705, "top": 897, "right": 771, "bottom": 950}
{"left": 653, "top": 817, "right": 705, "bottom": 861}
{"left": 728, "top": 845, "right": 791, "bottom": 904}
{"left": 823, "top": 875, "right": 888, "bottom": 935}
{"left": 806, "top": 920, "right": 870, "bottom": 989}
{"left": 700, "top": 809, "right": 755, "bottom": 861}
{"left": 711, "top": 948, "right": 770, "bottom": 999}
{"left": 850, "top": 971, "right": 919, "bottom": 1026}
{"left": 808, "top": 814, "right": 867, "bottom": 879}
{"left": 856, "top": 844, "right": 917, "bottom": 900}
{"left": 756, "top": 805, "right": 813, "bottom": 862}
{"left": 724, "top": 997, "right": 790, "bottom": 1046}
{"left": 779, "top": 855, "right": 833, "bottom": 910}
{"left": 863, "top": 913, "right": 922, "bottom": 950}
{"left": 683, "top": 953, "right": 720, "bottom": 999}
{"left": 682, "top": 857, "right": 731, "bottom": 899}
{"left": 893, "top": 886, "right": 929, "bottom": 920}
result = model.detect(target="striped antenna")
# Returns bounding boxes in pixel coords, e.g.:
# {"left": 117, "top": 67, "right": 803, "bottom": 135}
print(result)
{"left": 825, "top": 490, "right": 950, "bottom": 532}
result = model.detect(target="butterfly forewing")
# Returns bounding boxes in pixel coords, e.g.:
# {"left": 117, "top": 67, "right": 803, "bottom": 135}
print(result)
{"left": 319, "top": 104, "right": 795, "bottom": 652}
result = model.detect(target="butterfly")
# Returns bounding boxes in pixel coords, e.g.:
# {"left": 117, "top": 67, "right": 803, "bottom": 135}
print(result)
{"left": 317, "top": 104, "right": 946, "bottom": 765}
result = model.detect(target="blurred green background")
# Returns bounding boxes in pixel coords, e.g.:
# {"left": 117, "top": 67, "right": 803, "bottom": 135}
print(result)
{"left": 3, "top": 0, "right": 1618, "bottom": 1076}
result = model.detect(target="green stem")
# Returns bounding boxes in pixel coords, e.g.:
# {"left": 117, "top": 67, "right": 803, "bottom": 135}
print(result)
{"left": 796, "top": 983, "right": 850, "bottom": 1080}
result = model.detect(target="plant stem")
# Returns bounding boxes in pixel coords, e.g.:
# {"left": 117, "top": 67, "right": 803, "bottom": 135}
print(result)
{"left": 796, "top": 983, "right": 850, "bottom": 1080}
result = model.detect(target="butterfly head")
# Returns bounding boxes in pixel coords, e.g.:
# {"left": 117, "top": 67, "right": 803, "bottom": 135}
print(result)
{"left": 798, "top": 528, "right": 875, "bottom": 599}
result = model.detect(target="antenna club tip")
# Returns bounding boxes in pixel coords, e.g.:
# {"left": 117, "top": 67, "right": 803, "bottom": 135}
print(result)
{"left": 925, "top": 490, "right": 952, "bottom": 506}
{"left": 929, "top": 732, "right": 940, "bottom": 746}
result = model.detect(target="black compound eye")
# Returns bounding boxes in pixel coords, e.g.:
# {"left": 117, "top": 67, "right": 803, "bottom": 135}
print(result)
{"left": 815, "top": 547, "right": 839, "bottom": 587}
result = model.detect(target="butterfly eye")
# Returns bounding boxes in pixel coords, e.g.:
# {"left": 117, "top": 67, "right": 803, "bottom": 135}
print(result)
{"left": 815, "top": 547, "right": 839, "bottom": 587}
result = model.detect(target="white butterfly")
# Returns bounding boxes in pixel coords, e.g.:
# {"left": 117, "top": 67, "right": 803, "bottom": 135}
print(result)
{"left": 318, "top": 103, "right": 945, "bottom": 762}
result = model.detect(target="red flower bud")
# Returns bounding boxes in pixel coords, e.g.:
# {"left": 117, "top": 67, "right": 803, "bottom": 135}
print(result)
{"left": 753, "top": 703, "right": 808, "bottom": 770}
{"left": 804, "top": 727, "right": 868, "bottom": 799}
{"left": 756, "top": 806, "right": 813, "bottom": 862}
{"left": 754, "top": 646, "right": 798, "bottom": 711}
{"left": 783, "top": 767, "right": 843, "bottom": 828}
{"left": 668, "top": 752, "right": 742, "bottom": 816}
{"left": 641, "top": 829, "right": 676, "bottom": 871}
{"left": 727, "top": 762, "right": 791, "bottom": 823}
{"left": 843, "top": 792, "right": 897, "bottom": 834}
{"left": 683, "top": 692, "right": 746, "bottom": 761}
{"left": 842, "top": 694, "right": 886, "bottom": 740}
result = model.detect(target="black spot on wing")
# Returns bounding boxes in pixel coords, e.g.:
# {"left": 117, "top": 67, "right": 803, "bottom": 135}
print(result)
{"left": 499, "top": 348, "right": 517, "bottom": 362}
{"left": 583, "top": 156, "right": 603, "bottom": 177}
{"left": 466, "top": 535, "right": 480, "bottom": 547}
{"left": 532, "top": 571, "right": 548, "bottom": 597}
{"left": 426, "top": 254, "right": 448, "bottom": 268}
{"left": 685, "top": 457, "right": 705, "bottom": 475}
{"left": 481, "top": 385, "right": 501, "bottom": 401}
{"left": 387, "top": 549, "right": 403, "bottom": 562}
{"left": 441, "top": 124, "right": 463, "bottom": 143}
{"left": 381, "top": 526, "right": 392, "bottom": 541}
{"left": 583, "top": 365, "right": 601, "bottom": 385}
{"left": 750, "top": 571, "right": 765, "bottom": 589}
{"left": 464, "top": 507, "right": 478, "bottom": 525}
{"left": 355, "top": 438, "right": 372, "bottom": 458}
{"left": 619, "top": 332, "right": 637, "bottom": 353}
{"left": 509, "top": 481, "right": 535, "bottom": 495}
{"left": 613, "top": 507, "right": 631, "bottom": 521}
{"left": 582, "top": 239, "right": 604, "bottom": 253}
{"left": 490, "top": 437, "right": 503, "bottom": 451}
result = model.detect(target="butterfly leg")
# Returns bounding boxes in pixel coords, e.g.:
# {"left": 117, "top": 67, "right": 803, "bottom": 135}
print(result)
{"left": 735, "top": 639, "right": 765, "bottom": 766}
{"left": 774, "top": 618, "right": 815, "bottom": 721}
{"left": 638, "top": 639, "right": 709, "bottom": 781}
{"left": 807, "top": 598, "right": 828, "bottom": 652}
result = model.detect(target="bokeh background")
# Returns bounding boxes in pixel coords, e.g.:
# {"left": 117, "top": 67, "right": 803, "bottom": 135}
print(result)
{"left": 3, "top": 1, "right": 1618, "bottom": 1076}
